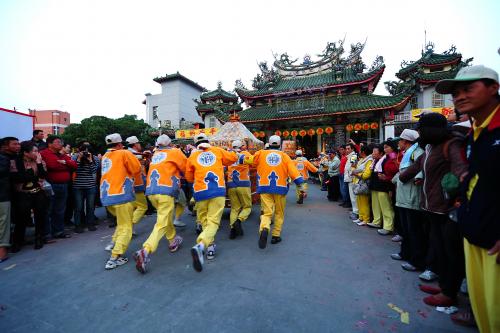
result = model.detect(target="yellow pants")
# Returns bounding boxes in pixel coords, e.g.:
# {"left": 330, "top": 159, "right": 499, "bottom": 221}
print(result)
{"left": 143, "top": 194, "right": 176, "bottom": 254}
{"left": 196, "top": 197, "right": 225, "bottom": 247}
{"left": 132, "top": 192, "right": 148, "bottom": 224}
{"left": 108, "top": 202, "right": 134, "bottom": 257}
{"left": 228, "top": 187, "right": 252, "bottom": 226}
{"left": 260, "top": 193, "right": 286, "bottom": 237}
{"left": 356, "top": 194, "right": 371, "bottom": 222}
{"left": 175, "top": 204, "right": 184, "bottom": 220}
{"left": 295, "top": 182, "right": 308, "bottom": 201}
{"left": 464, "top": 239, "right": 500, "bottom": 333}
{"left": 371, "top": 190, "right": 394, "bottom": 231}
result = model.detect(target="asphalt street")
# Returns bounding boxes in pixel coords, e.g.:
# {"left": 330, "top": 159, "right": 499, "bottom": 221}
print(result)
{"left": 0, "top": 184, "right": 478, "bottom": 333}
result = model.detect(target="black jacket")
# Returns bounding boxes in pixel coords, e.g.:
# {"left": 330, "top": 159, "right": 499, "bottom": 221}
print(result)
{"left": 0, "top": 152, "right": 15, "bottom": 201}
{"left": 458, "top": 106, "right": 500, "bottom": 249}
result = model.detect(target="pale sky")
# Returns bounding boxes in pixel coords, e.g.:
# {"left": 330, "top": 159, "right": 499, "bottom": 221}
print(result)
{"left": 1, "top": 0, "right": 499, "bottom": 123}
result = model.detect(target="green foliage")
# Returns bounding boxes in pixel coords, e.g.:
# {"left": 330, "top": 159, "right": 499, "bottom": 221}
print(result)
{"left": 61, "top": 115, "right": 154, "bottom": 153}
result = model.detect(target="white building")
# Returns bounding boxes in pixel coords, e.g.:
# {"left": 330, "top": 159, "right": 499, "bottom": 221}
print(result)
{"left": 144, "top": 72, "right": 206, "bottom": 129}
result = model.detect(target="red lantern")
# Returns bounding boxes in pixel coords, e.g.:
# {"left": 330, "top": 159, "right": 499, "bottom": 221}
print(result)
{"left": 346, "top": 124, "right": 354, "bottom": 132}
{"left": 354, "top": 123, "right": 362, "bottom": 131}
{"left": 325, "top": 127, "right": 333, "bottom": 135}
{"left": 275, "top": 130, "right": 282, "bottom": 136}
{"left": 259, "top": 131, "right": 266, "bottom": 138}
{"left": 291, "top": 130, "right": 298, "bottom": 137}
{"left": 362, "top": 123, "right": 370, "bottom": 131}
{"left": 307, "top": 128, "right": 315, "bottom": 136}
{"left": 282, "top": 130, "right": 290, "bottom": 137}
{"left": 316, "top": 128, "right": 324, "bottom": 135}
{"left": 299, "top": 130, "right": 307, "bottom": 137}
{"left": 370, "top": 122, "right": 379, "bottom": 130}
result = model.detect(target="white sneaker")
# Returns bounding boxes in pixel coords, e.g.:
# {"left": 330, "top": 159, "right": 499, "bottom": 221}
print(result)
{"left": 352, "top": 218, "right": 361, "bottom": 224}
{"left": 419, "top": 269, "right": 438, "bottom": 281}
{"left": 356, "top": 220, "right": 367, "bottom": 226}
{"left": 206, "top": 244, "right": 216, "bottom": 260}
{"left": 104, "top": 242, "right": 115, "bottom": 252}
{"left": 391, "top": 234, "right": 403, "bottom": 242}
{"left": 173, "top": 219, "right": 186, "bottom": 227}
{"left": 191, "top": 243, "right": 204, "bottom": 272}
{"left": 105, "top": 256, "right": 128, "bottom": 270}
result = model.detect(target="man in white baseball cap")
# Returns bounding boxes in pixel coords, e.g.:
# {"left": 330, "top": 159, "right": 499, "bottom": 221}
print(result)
{"left": 436, "top": 65, "right": 500, "bottom": 332}
{"left": 293, "top": 149, "right": 318, "bottom": 204}
{"left": 226, "top": 139, "right": 252, "bottom": 239}
{"left": 125, "top": 136, "right": 148, "bottom": 229}
{"left": 100, "top": 133, "right": 142, "bottom": 270}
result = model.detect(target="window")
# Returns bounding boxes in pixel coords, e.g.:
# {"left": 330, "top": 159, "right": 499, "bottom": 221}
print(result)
{"left": 53, "top": 126, "right": 59, "bottom": 135}
{"left": 432, "top": 92, "right": 444, "bottom": 107}
{"left": 209, "top": 117, "right": 216, "bottom": 128}
{"left": 410, "top": 96, "right": 418, "bottom": 109}
{"left": 152, "top": 106, "right": 158, "bottom": 120}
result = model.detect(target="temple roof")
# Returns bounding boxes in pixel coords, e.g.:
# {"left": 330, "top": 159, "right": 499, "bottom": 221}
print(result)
{"left": 236, "top": 66, "right": 385, "bottom": 99}
{"left": 153, "top": 72, "right": 206, "bottom": 91}
{"left": 200, "top": 82, "right": 238, "bottom": 102}
{"left": 213, "top": 91, "right": 412, "bottom": 124}
{"left": 396, "top": 44, "right": 462, "bottom": 80}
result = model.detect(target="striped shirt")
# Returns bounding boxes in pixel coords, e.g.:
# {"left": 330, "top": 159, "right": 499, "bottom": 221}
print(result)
{"left": 72, "top": 155, "right": 99, "bottom": 189}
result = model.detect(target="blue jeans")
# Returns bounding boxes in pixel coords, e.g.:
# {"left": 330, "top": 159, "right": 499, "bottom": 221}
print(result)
{"left": 73, "top": 187, "right": 96, "bottom": 226}
{"left": 45, "top": 183, "right": 68, "bottom": 237}
{"left": 339, "top": 174, "right": 347, "bottom": 203}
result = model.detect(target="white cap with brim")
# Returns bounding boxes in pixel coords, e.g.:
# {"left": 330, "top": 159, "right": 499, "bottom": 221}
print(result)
{"left": 435, "top": 65, "right": 499, "bottom": 94}
{"left": 232, "top": 140, "right": 243, "bottom": 148}
{"left": 400, "top": 129, "right": 419, "bottom": 142}
{"left": 156, "top": 134, "right": 171, "bottom": 146}
{"left": 194, "top": 133, "right": 209, "bottom": 145}
{"left": 125, "top": 136, "right": 140, "bottom": 145}
{"left": 105, "top": 133, "right": 123, "bottom": 144}
{"left": 269, "top": 135, "right": 281, "bottom": 146}
{"left": 295, "top": 150, "right": 303, "bottom": 156}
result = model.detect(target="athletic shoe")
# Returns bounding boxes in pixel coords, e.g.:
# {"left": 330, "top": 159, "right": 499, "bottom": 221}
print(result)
{"left": 356, "top": 221, "right": 367, "bottom": 226}
{"left": 271, "top": 236, "right": 281, "bottom": 244}
{"left": 377, "top": 229, "right": 391, "bottom": 235}
{"left": 297, "top": 193, "right": 304, "bottom": 204}
{"left": 349, "top": 213, "right": 359, "bottom": 220}
{"left": 133, "top": 249, "right": 149, "bottom": 274}
{"left": 206, "top": 244, "right": 216, "bottom": 260}
{"left": 104, "top": 242, "right": 115, "bottom": 252}
{"left": 401, "top": 262, "right": 417, "bottom": 271}
{"left": 352, "top": 218, "right": 361, "bottom": 224}
{"left": 191, "top": 244, "right": 204, "bottom": 272}
{"left": 168, "top": 235, "right": 183, "bottom": 253}
{"left": 391, "top": 234, "right": 403, "bottom": 242}
{"left": 229, "top": 227, "right": 237, "bottom": 239}
{"left": 419, "top": 270, "right": 438, "bottom": 281}
{"left": 234, "top": 219, "right": 244, "bottom": 237}
{"left": 173, "top": 219, "right": 186, "bottom": 227}
{"left": 195, "top": 224, "right": 203, "bottom": 235}
{"left": 419, "top": 284, "right": 442, "bottom": 295}
{"left": 105, "top": 256, "right": 128, "bottom": 270}
{"left": 367, "top": 222, "right": 382, "bottom": 228}
{"left": 258, "top": 229, "right": 269, "bottom": 249}
{"left": 390, "top": 253, "right": 403, "bottom": 260}
{"left": 450, "top": 310, "right": 477, "bottom": 327}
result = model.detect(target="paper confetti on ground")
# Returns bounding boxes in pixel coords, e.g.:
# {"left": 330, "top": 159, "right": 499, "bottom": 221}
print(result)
{"left": 388, "top": 303, "right": 410, "bottom": 324}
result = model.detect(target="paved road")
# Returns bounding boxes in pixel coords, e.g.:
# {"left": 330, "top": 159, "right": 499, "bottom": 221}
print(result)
{"left": 1, "top": 184, "right": 478, "bottom": 333}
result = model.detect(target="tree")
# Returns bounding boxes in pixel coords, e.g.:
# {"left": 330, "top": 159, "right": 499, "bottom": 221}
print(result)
{"left": 62, "top": 115, "right": 154, "bottom": 153}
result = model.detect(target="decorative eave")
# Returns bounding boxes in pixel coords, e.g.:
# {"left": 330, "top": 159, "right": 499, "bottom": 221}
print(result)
{"left": 414, "top": 67, "right": 462, "bottom": 84}
{"left": 153, "top": 72, "right": 206, "bottom": 92}
{"left": 397, "top": 54, "right": 462, "bottom": 80}
{"left": 214, "top": 91, "right": 412, "bottom": 124}
{"left": 235, "top": 66, "right": 385, "bottom": 101}
{"left": 195, "top": 103, "right": 242, "bottom": 120}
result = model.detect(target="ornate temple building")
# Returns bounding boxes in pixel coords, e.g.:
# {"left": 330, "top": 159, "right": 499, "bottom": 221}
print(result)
{"left": 384, "top": 43, "right": 472, "bottom": 136}
{"left": 207, "top": 39, "right": 413, "bottom": 157}
{"left": 194, "top": 82, "right": 242, "bottom": 129}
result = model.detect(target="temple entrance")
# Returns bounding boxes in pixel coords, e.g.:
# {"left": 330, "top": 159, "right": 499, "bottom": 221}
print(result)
{"left": 349, "top": 130, "right": 368, "bottom": 145}
{"left": 296, "top": 135, "right": 318, "bottom": 159}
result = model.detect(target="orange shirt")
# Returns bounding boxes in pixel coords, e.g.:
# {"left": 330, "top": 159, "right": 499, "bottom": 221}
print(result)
{"left": 294, "top": 157, "right": 318, "bottom": 180}
{"left": 100, "top": 148, "right": 142, "bottom": 206}
{"left": 145, "top": 147, "right": 187, "bottom": 197}
{"left": 227, "top": 150, "right": 252, "bottom": 188}
{"left": 244, "top": 149, "right": 303, "bottom": 195}
{"left": 186, "top": 146, "right": 238, "bottom": 201}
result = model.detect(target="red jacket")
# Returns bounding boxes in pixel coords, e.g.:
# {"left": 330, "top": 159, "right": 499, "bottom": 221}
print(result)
{"left": 41, "top": 149, "right": 77, "bottom": 184}
{"left": 339, "top": 155, "right": 347, "bottom": 174}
